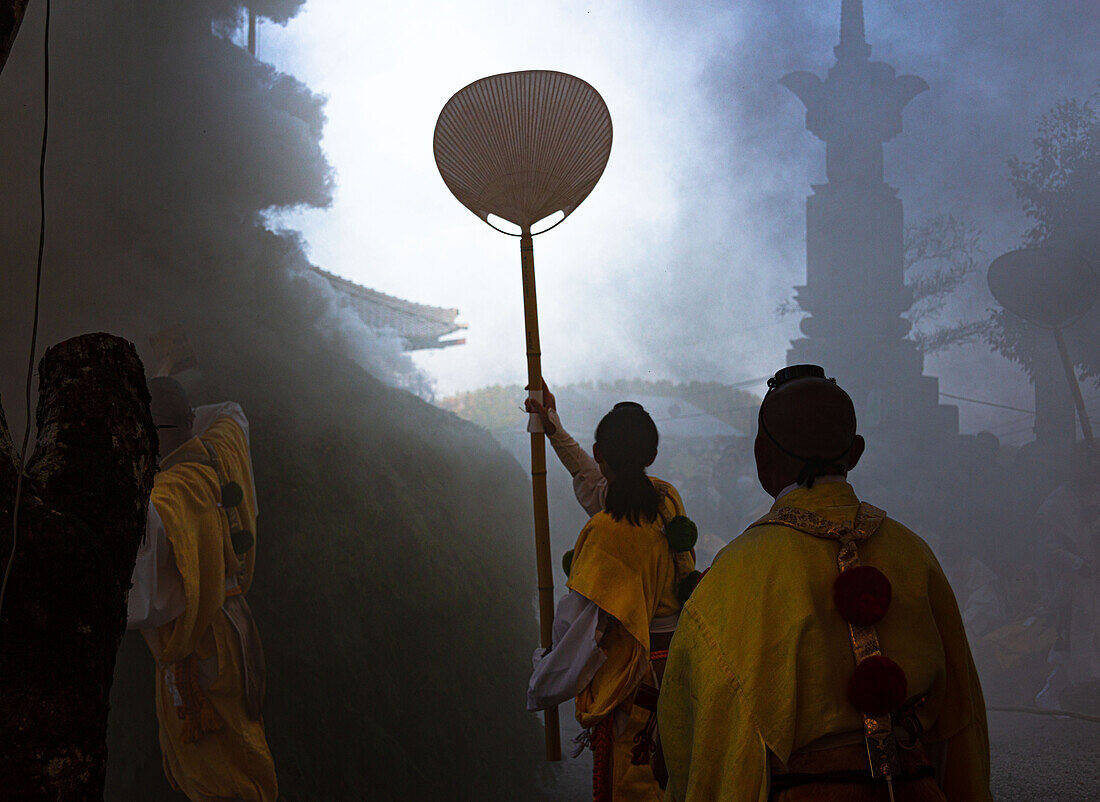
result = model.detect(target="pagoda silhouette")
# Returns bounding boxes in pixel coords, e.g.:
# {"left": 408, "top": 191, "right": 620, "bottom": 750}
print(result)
{"left": 782, "top": 0, "right": 958, "bottom": 438}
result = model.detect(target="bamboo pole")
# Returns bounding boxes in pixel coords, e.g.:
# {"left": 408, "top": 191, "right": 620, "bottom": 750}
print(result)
{"left": 520, "top": 228, "right": 561, "bottom": 761}
{"left": 1053, "top": 326, "right": 1094, "bottom": 446}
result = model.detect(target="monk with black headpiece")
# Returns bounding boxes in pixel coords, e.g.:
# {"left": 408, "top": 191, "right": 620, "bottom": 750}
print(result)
{"left": 658, "top": 365, "right": 992, "bottom": 801}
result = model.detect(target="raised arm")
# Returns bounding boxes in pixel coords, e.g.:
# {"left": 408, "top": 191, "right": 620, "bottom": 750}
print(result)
{"left": 526, "top": 381, "right": 606, "bottom": 517}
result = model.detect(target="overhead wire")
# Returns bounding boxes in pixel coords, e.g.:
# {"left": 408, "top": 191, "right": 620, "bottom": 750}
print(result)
{"left": 1, "top": 0, "right": 51, "bottom": 625}
{"left": 937, "top": 391, "right": 1034, "bottom": 415}
{"left": 486, "top": 375, "right": 772, "bottom": 434}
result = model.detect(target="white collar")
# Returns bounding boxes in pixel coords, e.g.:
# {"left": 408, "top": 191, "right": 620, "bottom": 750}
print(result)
{"left": 775, "top": 474, "right": 847, "bottom": 501}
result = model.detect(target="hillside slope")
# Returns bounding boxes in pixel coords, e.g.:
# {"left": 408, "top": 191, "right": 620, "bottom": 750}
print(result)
{"left": 106, "top": 340, "right": 547, "bottom": 800}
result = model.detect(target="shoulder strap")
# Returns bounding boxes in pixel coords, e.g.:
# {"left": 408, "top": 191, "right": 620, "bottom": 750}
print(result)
{"left": 200, "top": 438, "right": 253, "bottom": 561}
{"left": 747, "top": 501, "right": 901, "bottom": 780}
{"left": 651, "top": 479, "right": 683, "bottom": 527}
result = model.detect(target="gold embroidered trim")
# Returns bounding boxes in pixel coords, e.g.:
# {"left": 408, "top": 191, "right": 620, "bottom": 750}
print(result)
{"left": 746, "top": 502, "right": 885, "bottom": 545}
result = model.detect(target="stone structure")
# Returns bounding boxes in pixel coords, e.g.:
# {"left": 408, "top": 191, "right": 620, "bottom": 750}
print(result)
{"left": 781, "top": 0, "right": 957, "bottom": 437}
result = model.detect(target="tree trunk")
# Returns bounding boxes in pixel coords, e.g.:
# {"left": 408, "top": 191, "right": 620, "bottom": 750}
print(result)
{"left": 0, "top": 333, "right": 156, "bottom": 799}
{"left": 0, "top": 1, "right": 30, "bottom": 76}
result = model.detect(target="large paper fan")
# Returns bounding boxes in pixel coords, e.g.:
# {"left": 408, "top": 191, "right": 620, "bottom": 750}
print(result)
{"left": 434, "top": 70, "right": 613, "bottom": 233}
{"left": 433, "top": 69, "right": 613, "bottom": 761}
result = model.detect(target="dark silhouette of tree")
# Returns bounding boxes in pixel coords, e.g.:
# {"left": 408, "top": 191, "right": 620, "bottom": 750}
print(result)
{"left": 988, "top": 88, "right": 1100, "bottom": 380}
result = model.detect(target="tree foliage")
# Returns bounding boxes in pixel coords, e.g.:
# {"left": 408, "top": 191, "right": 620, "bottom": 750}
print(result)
{"left": 1009, "top": 94, "right": 1100, "bottom": 249}
{"left": 776, "top": 213, "right": 989, "bottom": 355}
{"left": 903, "top": 213, "right": 990, "bottom": 354}
{"left": 989, "top": 87, "right": 1100, "bottom": 380}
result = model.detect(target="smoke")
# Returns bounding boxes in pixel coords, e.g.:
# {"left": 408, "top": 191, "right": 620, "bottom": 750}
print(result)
{"left": 0, "top": 3, "right": 544, "bottom": 799}
{"left": 257, "top": 0, "right": 1099, "bottom": 435}
{"left": 0, "top": 0, "right": 429, "bottom": 421}
{"left": 602, "top": 0, "right": 1100, "bottom": 430}
{"left": 290, "top": 253, "right": 435, "bottom": 397}
{"left": 607, "top": 0, "right": 1095, "bottom": 422}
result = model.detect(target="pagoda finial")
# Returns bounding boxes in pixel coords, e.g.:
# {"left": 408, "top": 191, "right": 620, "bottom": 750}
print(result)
{"left": 835, "top": 0, "right": 872, "bottom": 61}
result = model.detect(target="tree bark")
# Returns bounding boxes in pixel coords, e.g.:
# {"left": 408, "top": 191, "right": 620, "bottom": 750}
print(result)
{"left": 0, "top": 1, "right": 30, "bottom": 77}
{"left": 0, "top": 333, "right": 156, "bottom": 799}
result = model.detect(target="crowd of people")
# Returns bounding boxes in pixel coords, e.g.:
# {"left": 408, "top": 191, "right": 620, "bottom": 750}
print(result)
{"left": 119, "top": 361, "right": 1098, "bottom": 802}
{"left": 523, "top": 364, "right": 1099, "bottom": 801}
{"left": 604, "top": 393, "right": 1100, "bottom": 722}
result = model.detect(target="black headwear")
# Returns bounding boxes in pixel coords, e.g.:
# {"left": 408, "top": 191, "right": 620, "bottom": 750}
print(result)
{"left": 758, "top": 364, "right": 855, "bottom": 488}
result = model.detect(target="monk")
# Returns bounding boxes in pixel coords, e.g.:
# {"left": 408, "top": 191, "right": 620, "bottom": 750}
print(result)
{"left": 127, "top": 377, "right": 277, "bottom": 802}
{"left": 658, "top": 365, "right": 991, "bottom": 801}
{"left": 527, "top": 399, "right": 696, "bottom": 800}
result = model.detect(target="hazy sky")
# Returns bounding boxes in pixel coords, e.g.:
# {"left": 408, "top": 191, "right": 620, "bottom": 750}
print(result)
{"left": 258, "top": 0, "right": 1100, "bottom": 442}
{"left": 261, "top": 1, "right": 744, "bottom": 394}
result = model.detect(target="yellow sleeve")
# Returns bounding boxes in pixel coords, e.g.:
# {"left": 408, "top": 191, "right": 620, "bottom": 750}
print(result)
{"left": 659, "top": 605, "right": 770, "bottom": 802}
{"left": 925, "top": 557, "right": 993, "bottom": 801}
{"left": 941, "top": 672, "right": 992, "bottom": 802}
{"left": 153, "top": 464, "right": 229, "bottom": 664}
{"left": 568, "top": 519, "right": 652, "bottom": 724}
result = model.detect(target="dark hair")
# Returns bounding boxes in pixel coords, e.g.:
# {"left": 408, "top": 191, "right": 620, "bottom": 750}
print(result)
{"left": 596, "top": 402, "right": 660, "bottom": 525}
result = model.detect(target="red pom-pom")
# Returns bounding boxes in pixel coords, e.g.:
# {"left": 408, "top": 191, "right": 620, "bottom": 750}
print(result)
{"left": 847, "top": 655, "right": 908, "bottom": 715}
{"left": 833, "top": 565, "right": 892, "bottom": 626}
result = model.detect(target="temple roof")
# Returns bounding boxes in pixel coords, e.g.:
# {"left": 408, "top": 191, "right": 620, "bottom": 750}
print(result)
{"left": 312, "top": 267, "right": 467, "bottom": 351}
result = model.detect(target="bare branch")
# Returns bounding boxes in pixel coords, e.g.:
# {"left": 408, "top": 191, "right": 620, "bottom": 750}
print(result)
{"left": 903, "top": 213, "right": 983, "bottom": 342}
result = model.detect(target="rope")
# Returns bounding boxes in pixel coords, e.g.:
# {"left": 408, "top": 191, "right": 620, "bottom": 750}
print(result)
{"left": 1, "top": 0, "right": 51, "bottom": 628}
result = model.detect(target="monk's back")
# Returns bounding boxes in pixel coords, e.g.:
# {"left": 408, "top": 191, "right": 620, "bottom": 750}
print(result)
{"left": 697, "top": 483, "right": 956, "bottom": 756}
{"left": 660, "top": 480, "right": 990, "bottom": 801}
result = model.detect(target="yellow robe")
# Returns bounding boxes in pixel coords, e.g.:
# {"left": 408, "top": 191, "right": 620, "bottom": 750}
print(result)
{"left": 568, "top": 479, "right": 695, "bottom": 801}
{"left": 658, "top": 481, "right": 991, "bottom": 802}
{"left": 147, "top": 417, "right": 278, "bottom": 802}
